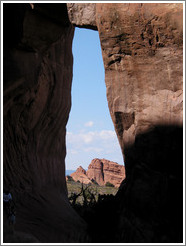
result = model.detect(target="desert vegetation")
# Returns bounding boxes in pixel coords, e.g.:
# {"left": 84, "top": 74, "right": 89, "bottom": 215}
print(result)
{"left": 67, "top": 180, "right": 118, "bottom": 205}
{"left": 66, "top": 179, "right": 120, "bottom": 242}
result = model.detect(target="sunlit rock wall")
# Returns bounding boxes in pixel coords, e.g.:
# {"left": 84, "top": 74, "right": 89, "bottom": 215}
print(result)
{"left": 67, "top": 3, "right": 183, "bottom": 242}
{"left": 96, "top": 3, "right": 183, "bottom": 155}
{"left": 96, "top": 4, "right": 183, "bottom": 242}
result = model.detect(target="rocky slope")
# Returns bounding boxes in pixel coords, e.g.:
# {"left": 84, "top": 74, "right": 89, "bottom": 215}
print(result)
{"left": 70, "top": 159, "right": 126, "bottom": 187}
{"left": 3, "top": 3, "right": 183, "bottom": 243}
{"left": 70, "top": 166, "right": 91, "bottom": 184}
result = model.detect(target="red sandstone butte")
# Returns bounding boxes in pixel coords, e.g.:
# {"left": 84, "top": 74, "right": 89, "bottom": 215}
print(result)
{"left": 71, "top": 166, "right": 92, "bottom": 184}
{"left": 71, "top": 158, "right": 125, "bottom": 187}
{"left": 86, "top": 158, "right": 125, "bottom": 187}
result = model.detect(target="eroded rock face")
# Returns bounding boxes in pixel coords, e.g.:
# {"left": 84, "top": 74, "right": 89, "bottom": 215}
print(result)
{"left": 71, "top": 166, "right": 91, "bottom": 184}
{"left": 67, "top": 3, "right": 183, "bottom": 242}
{"left": 3, "top": 3, "right": 86, "bottom": 243}
{"left": 67, "top": 3, "right": 97, "bottom": 30}
{"left": 95, "top": 4, "right": 183, "bottom": 242}
{"left": 96, "top": 3, "right": 183, "bottom": 151}
{"left": 86, "top": 159, "right": 104, "bottom": 185}
{"left": 86, "top": 158, "right": 125, "bottom": 187}
{"left": 70, "top": 159, "right": 125, "bottom": 187}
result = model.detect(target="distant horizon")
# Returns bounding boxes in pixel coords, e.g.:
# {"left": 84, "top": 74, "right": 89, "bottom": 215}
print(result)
{"left": 65, "top": 28, "right": 124, "bottom": 170}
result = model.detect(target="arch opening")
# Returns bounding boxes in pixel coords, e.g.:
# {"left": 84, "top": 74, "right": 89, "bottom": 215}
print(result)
{"left": 65, "top": 28, "right": 126, "bottom": 242}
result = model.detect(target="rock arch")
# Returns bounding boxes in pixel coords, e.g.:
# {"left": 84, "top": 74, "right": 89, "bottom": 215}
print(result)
{"left": 3, "top": 3, "right": 183, "bottom": 243}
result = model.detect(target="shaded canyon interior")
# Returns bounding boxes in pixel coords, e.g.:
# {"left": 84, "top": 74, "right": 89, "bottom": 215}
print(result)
{"left": 3, "top": 3, "right": 183, "bottom": 243}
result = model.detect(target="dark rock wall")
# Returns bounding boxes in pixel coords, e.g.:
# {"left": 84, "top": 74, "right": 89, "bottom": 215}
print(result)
{"left": 3, "top": 3, "right": 87, "bottom": 242}
{"left": 4, "top": 2, "right": 72, "bottom": 197}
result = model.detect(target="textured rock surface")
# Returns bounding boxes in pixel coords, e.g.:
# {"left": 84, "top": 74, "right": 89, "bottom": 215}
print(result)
{"left": 96, "top": 3, "right": 183, "bottom": 151}
{"left": 67, "top": 3, "right": 183, "bottom": 242}
{"left": 70, "top": 159, "right": 125, "bottom": 187}
{"left": 67, "top": 3, "right": 97, "bottom": 30}
{"left": 86, "top": 158, "right": 125, "bottom": 187}
{"left": 3, "top": 3, "right": 86, "bottom": 243}
{"left": 86, "top": 159, "right": 104, "bottom": 186}
{"left": 102, "top": 159, "right": 126, "bottom": 187}
{"left": 71, "top": 166, "right": 91, "bottom": 184}
{"left": 95, "top": 4, "right": 183, "bottom": 242}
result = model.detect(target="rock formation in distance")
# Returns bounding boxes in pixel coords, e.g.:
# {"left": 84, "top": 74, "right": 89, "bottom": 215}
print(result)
{"left": 70, "top": 158, "right": 126, "bottom": 187}
{"left": 70, "top": 166, "right": 91, "bottom": 185}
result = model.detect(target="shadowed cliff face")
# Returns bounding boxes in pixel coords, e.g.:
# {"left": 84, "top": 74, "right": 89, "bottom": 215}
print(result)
{"left": 116, "top": 125, "right": 183, "bottom": 243}
{"left": 3, "top": 3, "right": 183, "bottom": 243}
{"left": 4, "top": 3, "right": 73, "bottom": 194}
{"left": 3, "top": 3, "right": 87, "bottom": 243}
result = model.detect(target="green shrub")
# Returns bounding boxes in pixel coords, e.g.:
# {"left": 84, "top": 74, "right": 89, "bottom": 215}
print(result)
{"left": 105, "top": 182, "right": 114, "bottom": 187}
{"left": 91, "top": 179, "right": 99, "bottom": 185}
{"left": 67, "top": 175, "right": 74, "bottom": 182}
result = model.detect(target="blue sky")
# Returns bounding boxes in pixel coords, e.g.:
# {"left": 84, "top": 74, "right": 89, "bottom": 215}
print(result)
{"left": 65, "top": 28, "right": 124, "bottom": 170}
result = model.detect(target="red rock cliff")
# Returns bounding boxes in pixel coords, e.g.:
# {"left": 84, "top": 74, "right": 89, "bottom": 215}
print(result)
{"left": 71, "top": 166, "right": 91, "bottom": 184}
{"left": 68, "top": 3, "right": 183, "bottom": 243}
{"left": 70, "top": 159, "right": 125, "bottom": 187}
{"left": 86, "top": 158, "right": 125, "bottom": 187}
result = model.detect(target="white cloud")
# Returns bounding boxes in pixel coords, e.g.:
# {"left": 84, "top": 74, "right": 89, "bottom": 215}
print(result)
{"left": 99, "top": 130, "right": 116, "bottom": 140}
{"left": 66, "top": 129, "right": 123, "bottom": 169}
{"left": 81, "top": 133, "right": 94, "bottom": 143}
{"left": 83, "top": 147, "right": 103, "bottom": 153}
{"left": 66, "top": 130, "right": 117, "bottom": 145}
{"left": 84, "top": 121, "right": 94, "bottom": 127}
{"left": 69, "top": 149, "right": 78, "bottom": 155}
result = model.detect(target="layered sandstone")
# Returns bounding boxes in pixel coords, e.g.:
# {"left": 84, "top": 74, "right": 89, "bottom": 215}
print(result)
{"left": 86, "top": 159, "right": 104, "bottom": 186}
{"left": 96, "top": 3, "right": 183, "bottom": 151}
{"left": 95, "top": 5, "right": 183, "bottom": 241}
{"left": 68, "top": 3, "right": 183, "bottom": 242}
{"left": 70, "top": 159, "right": 125, "bottom": 187}
{"left": 86, "top": 158, "right": 125, "bottom": 187}
{"left": 71, "top": 166, "right": 91, "bottom": 184}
